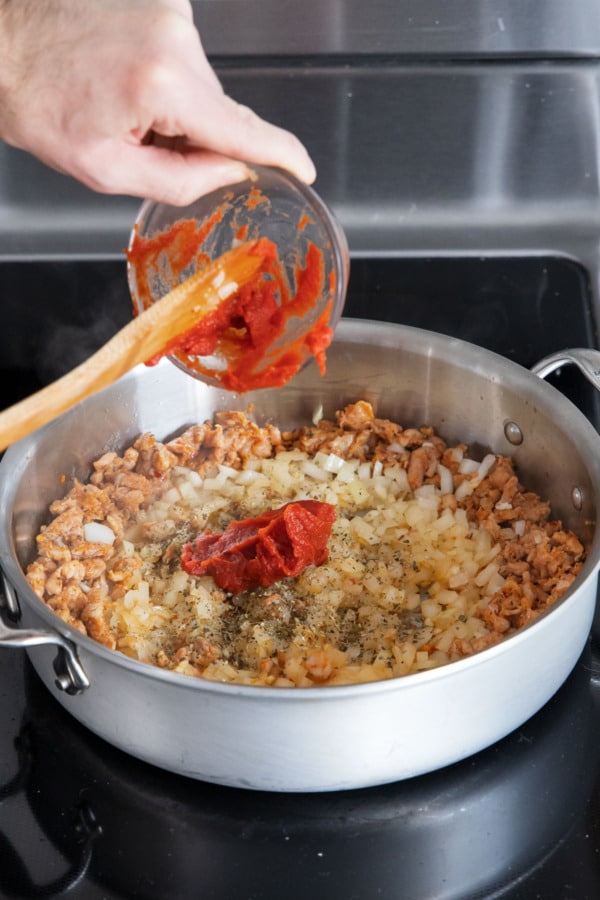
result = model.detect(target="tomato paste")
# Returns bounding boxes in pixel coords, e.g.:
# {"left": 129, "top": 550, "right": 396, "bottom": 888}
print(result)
{"left": 127, "top": 193, "right": 336, "bottom": 393}
{"left": 180, "top": 500, "right": 336, "bottom": 593}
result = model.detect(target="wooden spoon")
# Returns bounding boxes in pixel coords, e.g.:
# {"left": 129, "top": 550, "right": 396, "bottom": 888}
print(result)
{"left": 0, "top": 240, "right": 264, "bottom": 452}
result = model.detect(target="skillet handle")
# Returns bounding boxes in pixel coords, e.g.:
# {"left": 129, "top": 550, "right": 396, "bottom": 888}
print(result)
{"left": 0, "top": 570, "right": 89, "bottom": 695}
{"left": 531, "top": 347, "right": 600, "bottom": 390}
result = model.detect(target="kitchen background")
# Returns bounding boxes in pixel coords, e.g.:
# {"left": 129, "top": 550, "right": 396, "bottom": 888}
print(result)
{"left": 2, "top": 1, "right": 600, "bottom": 897}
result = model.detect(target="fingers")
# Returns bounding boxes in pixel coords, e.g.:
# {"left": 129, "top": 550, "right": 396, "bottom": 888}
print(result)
{"left": 75, "top": 143, "right": 251, "bottom": 206}
{"left": 178, "top": 37, "right": 316, "bottom": 183}
{"left": 219, "top": 100, "right": 317, "bottom": 185}
{"left": 160, "top": 0, "right": 194, "bottom": 21}
{"left": 137, "top": 147, "right": 252, "bottom": 206}
{"left": 152, "top": 79, "right": 317, "bottom": 186}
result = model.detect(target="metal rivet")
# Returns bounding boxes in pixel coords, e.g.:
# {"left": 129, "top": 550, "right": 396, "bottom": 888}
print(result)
{"left": 504, "top": 421, "right": 523, "bottom": 445}
{"left": 54, "top": 673, "right": 72, "bottom": 693}
{"left": 572, "top": 487, "right": 584, "bottom": 511}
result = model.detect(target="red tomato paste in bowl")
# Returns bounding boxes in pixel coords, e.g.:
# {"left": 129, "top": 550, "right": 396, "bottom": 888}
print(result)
{"left": 127, "top": 167, "right": 349, "bottom": 393}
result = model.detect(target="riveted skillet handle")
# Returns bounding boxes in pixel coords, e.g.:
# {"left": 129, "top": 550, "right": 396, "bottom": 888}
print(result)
{"left": 531, "top": 347, "right": 600, "bottom": 391}
{"left": 0, "top": 570, "right": 89, "bottom": 695}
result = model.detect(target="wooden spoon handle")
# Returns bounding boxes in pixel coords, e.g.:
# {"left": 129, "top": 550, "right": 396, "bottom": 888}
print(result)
{"left": 0, "top": 241, "right": 264, "bottom": 452}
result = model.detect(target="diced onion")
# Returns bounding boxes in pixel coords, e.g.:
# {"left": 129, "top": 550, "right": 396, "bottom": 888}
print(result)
{"left": 301, "top": 460, "right": 330, "bottom": 482}
{"left": 475, "top": 561, "right": 499, "bottom": 587}
{"left": 336, "top": 460, "right": 360, "bottom": 483}
{"left": 478, "top": 454, "right": 496, "bottom": 479}
{"left": 83, "top": 522, "right": 115, "bottom": 545}
{"left": 314, "top": 451, "right": 345, "bottom": 474}
{"left": 388, "top": 442, "right": 405, "bottom": 454}
{"left": 414, "top": 484, "right": 436, "bottom": 500}
{"left": 438, "top": 463, "right": 454, "bottom": 495}
{"left": 455, "top": 479, "right": 474, "bottom": 501}
{"left": 312, "top": 403, "right": 324, "bottom": 425}
{"left": 357, "top": 462, "right": 372, "bottom": 481}
{"left": 234, "top": 469, "right": 267, "bottom": 485}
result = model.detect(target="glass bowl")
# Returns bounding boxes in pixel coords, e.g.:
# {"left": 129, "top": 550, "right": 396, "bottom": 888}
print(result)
{"left": 127, "top": 165, "right": 349, "bottom": 391}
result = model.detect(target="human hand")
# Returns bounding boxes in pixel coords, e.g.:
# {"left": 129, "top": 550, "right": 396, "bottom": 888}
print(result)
{"left": 0, "top": 0, "right": 316, "bottom": 205}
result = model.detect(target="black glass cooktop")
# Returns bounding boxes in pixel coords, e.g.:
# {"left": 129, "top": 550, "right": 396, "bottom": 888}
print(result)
{"left": 1, "top": 253, "right": 600, "bottom": 899}
{"left": 0, "top": 642, "right": 598, "bottom": 900}
{"left": 0, "top": 254, "right": 597, "bottom": 418}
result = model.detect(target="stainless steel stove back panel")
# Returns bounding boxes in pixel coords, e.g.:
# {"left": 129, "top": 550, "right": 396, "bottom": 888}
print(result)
{"left": 193, "top": 0, "right": 600, "bottom": 58}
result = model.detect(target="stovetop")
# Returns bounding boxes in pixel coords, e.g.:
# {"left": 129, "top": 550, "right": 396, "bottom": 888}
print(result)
{"left": 1, "top": 252, "right": 600, "bottom": 899}
{"left": 0, "top": 641, "right": 599, "bottom": 900}
{"left": 2, "top": 31, "right": 600, "bottom": 898}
